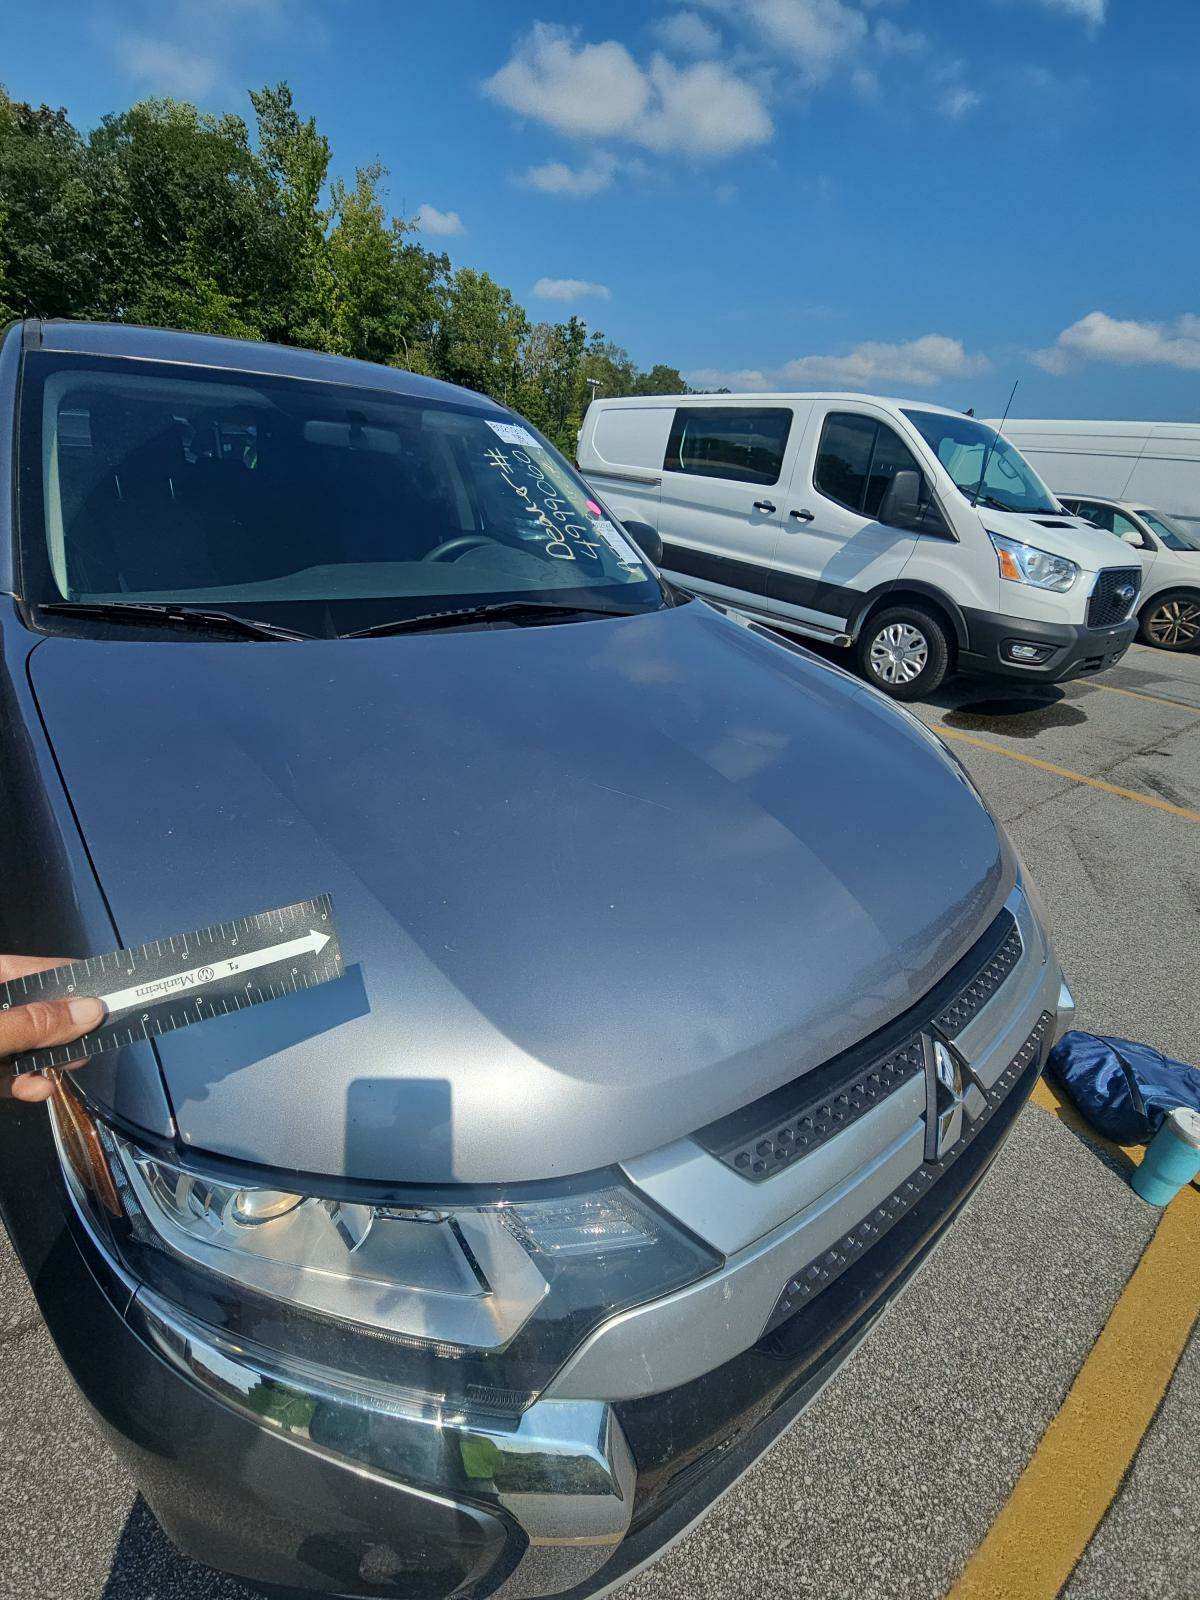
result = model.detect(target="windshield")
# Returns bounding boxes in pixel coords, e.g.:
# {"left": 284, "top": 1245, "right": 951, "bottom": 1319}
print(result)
{"left": 19, "top": 355, "right": 668, "bottom": 634}
{"left": 1140, "top": 510, "right": 1200, "bottom": 553}
{"left": 902, "top": 409, "right": 1058, "bottom": 515}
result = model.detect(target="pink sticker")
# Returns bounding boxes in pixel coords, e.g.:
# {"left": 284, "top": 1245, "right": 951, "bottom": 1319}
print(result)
{"left": 586, "top": 499, "right": 603, "bottom": 518}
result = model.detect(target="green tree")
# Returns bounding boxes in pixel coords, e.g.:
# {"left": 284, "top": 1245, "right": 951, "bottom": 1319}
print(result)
{"left": 326, "top": 162, "right": 447, "bottom": 369}
{"left": 436, "top": 268, "right": 528, "bottom": 403}
{"left": 580, "top": 331, "right": 637, "bottom": 403}
{"left": 0, "top": 78, "right": 692, "bottom": 408}
{"left": 519, "top": 315, "right": 588, "bottom": 451}
{"left": 0, "top": 90, "right": 109, "bottom": 319}
{"left": 634, "top": 363, "right": 689, "bottom": 395}
{"left": 88, "top": 96, "right": 281, "bottom": 338}
{"left": 249, "top": 82, "right": 334, "bottom": 348}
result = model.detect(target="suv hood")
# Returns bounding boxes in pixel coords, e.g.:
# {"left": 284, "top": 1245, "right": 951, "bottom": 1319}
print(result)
{"left": 972, "top": 505, "right": 1133, "bottom": 568}
{"left": 30, "top": 603, "right": 1008, "bottom": 1183}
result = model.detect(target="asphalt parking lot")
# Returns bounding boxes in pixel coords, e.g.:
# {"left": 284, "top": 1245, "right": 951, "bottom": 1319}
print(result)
{"left": 2, "top": 641, "right": 1198, "bottom": 1600}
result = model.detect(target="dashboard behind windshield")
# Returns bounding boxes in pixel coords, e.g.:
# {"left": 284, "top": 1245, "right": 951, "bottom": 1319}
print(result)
{"left": 19, "top": 354, "right": 667, "bottom": 633}
{"left": 903, "top": 409, "right": 1058, "bottom": 515}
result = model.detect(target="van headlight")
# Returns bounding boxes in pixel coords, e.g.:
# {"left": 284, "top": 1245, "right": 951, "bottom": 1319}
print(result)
{"left": 49, "top": 1087, "right": 721, "bottom": 1414}
{"left": 988, "top": 532, "right": 1079, "bottom": 593}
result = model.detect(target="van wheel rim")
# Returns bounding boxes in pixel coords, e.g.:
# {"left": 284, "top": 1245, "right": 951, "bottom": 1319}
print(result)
{"left": 870, "top": 623, "right": 928, "bottom": 684}
{"left": 1147, "top": 599, "right": 1200, "bottom": 646}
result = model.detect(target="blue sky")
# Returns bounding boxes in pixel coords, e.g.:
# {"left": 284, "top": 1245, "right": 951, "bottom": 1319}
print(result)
{"left": 2, "top": 0, "right": 1198, "bottom": 419}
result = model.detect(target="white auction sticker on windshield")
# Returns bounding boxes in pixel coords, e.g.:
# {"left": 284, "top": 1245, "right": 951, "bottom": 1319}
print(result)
{"left": 486, "top": 420, "right": 543, "bottom": 449}
{"left": 594, "top": 518, "right": 645, "bottom": 570}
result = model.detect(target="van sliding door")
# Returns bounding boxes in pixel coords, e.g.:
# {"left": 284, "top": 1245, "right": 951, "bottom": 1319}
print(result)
{"left": 656, "top": 403, "right": 811, "bottom": 605}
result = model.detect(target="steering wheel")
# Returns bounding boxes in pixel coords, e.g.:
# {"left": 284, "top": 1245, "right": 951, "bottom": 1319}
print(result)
{"left": 423, "top": 535, "right": 495, "bottom": 563}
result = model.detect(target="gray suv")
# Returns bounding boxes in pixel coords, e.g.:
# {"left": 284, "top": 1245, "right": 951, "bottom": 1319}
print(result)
{"left": 0, "top": 320, "right": 1073, "bottom": 1600}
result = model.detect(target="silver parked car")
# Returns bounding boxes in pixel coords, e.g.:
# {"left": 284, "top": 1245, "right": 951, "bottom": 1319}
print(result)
{"left": 0, "top": 320, "right": 1074, "bottom": 1600}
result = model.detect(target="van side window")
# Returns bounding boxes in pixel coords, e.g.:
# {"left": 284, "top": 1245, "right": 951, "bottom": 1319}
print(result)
{"left": 664, "top": 407, "right": 792, "bottom": 486}
{"left": 813, "top": 414, "right": 875, "bottom": 511}
{"left": 815, "top": 412, "right": 947, "bottom": 533}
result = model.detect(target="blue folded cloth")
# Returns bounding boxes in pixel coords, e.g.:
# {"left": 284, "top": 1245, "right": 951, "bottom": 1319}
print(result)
{"left": 1047, "top": 1030, "right": 1200, "bottom": 1145}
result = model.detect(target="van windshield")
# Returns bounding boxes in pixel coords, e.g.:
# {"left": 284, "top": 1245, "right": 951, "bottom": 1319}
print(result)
{"left": 20, "top": 355, "right": 668, "bottom": 636}
{"left": 903, "top": 410, "right": 1058, "bottom": 515}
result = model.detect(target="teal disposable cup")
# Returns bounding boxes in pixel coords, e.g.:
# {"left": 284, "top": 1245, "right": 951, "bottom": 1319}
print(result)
{"left": 1132, "top": 1107, "right": 1200, "bottom": 1206}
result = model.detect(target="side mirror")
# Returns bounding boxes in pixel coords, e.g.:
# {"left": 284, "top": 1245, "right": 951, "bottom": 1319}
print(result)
{"left": 621, "top": 519, "right": 663, "bottom": 566}
{"left": 1120, "top": 530, "right": 1144, "bottom": 548}
{"left": 878, "top": 469, "right": 922, "bottom": 529}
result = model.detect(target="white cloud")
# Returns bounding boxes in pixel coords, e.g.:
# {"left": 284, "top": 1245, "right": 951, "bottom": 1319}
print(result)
{"left": 520, "top": 152, "right": 619, "bottom": 197}
{"left": 687, "top": 367, "right": 773, "bottom": 391}
{"left": 116, "top": 35, "right": 219, "bottom": 97}
{"left": 738, "top": 0, "right": 868, "bottom": 81}
{"left": 851, "top": 66, "right": 880, "bottom": 100}
{"left": 932, "top": 58, "right": 982, "bottom": 118}
{"left": 652, "top": 10, "right": 722, "bottom": 56}
{"left": 416, "top": 203, "right": 465, "bottom": 237}
{"left": 484, "top": 24, "right": 650, "bottom": 138}
{"left": 939, "top": 85, "right": 982, "bottom": 117}
{"left": 1032, "top": 311, "right": 1200, "bottom": 374}
{"left": 638, "top": 56, "right": 773, "bottom": 154}
{"left": 1036, "top": 0, "right": 1105, "bottom": 21}
{"left": 484, "top": 22, "right": 771, "bottom": 156}
{"left": 533, "top": 277, "right": 612, "bottom": 303}
{"left": 783, "top": 334, "right": 989, "bottom": 388}
{"left": 686, "top": 335, "right": 988, "bottom": 393}
{"left": 874, "top": 17, "right": 928, "bottom": 54}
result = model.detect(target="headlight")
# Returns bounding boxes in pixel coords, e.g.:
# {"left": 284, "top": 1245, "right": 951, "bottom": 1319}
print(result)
{"left": 49, "top": 1088, "right": 720, "bottom": 1413}
{"left": 988, "top": 531, "right": 1079, "bottom": 593}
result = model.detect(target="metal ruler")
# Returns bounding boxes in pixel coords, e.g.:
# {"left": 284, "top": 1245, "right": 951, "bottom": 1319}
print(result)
{"left": 4, "top": 895, "right": 343, "bottom": 1075}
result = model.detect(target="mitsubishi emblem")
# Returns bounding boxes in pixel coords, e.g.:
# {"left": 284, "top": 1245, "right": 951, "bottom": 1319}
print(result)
{"left": 923, "top": 1033, "right": 985, "bottom": 1162}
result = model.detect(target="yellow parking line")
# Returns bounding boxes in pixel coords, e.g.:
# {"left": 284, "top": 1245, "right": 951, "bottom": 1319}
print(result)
{"left": 936, "top": 726, "right": 1200, "bottom": 824}
{"left": 1089, "top": 679, "right": 1200, "bottom": 714}
{"left": 947, "top": 1181, "right": 1200, "bottom": 1600}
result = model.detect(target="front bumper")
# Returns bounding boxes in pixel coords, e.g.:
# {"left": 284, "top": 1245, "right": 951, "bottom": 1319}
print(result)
{"left": 960, "top": 608, "right": 1136, "bottom": 683}
{"left": 14, "top": 891, "right": 1071, "bottom": 1600}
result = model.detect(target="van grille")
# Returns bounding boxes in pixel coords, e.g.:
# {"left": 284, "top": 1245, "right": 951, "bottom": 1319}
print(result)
{"left": 1087, "top": 567, "right": 1141, "bottom": 628}
{"left": 693, "top": 908, "right": 1021, "bottom": 1183}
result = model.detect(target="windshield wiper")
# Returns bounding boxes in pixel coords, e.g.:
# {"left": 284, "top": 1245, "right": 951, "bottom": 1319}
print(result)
{"left": 341, "top": 598, "right": 634, "bottom": 639}
{"left": 964, "top": 489, "right": 1020, "bottom": 514}
{"left": 37, "top": 601, "right": 310, "bottom": 641}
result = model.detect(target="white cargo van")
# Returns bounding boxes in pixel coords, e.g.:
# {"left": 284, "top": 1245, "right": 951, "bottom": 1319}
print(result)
{"left": 989, "top": 419, "right": 1200, "bottom": 534}
{"left": 579, "top": 393, "right": 1142, "bottom": 698}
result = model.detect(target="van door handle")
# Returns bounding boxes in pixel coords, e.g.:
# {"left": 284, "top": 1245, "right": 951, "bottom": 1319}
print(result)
{"left": 753, "top": 500, "right": 777, "bottom": 513}
{"left": 790, "top": 508, "right": 815, "bottom": 522}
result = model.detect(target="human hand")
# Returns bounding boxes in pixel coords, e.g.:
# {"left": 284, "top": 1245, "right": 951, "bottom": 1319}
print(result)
{"left": 0, "top": 956, "right": 104, "bottom": 1102}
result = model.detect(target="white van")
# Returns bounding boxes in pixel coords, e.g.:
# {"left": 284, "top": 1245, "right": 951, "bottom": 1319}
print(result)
{"left": 989, "top": 419, "right": 1200, "bottom": 534}
{"left": 578, "top": 393, "right": 1142, "bottom": 698}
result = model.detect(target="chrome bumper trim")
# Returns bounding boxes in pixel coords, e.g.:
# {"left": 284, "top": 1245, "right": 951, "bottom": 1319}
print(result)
{"left": 127, "top": 1284, "right": 635, "bottom": 1574}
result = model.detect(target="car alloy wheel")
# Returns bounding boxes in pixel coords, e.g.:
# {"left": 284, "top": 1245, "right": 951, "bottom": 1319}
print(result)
{"left": 1145, "top": 597, "right": 1200, "bottom": 649}
{"left": 869, "top": 622, "right": 929, "bottom": 686}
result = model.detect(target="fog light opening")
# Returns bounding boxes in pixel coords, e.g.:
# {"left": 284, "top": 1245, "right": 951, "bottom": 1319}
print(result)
{"left": 1002, "top": 640, "right": 1054, "bottom": 664}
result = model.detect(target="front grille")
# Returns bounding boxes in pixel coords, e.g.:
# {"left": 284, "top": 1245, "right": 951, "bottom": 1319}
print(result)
{"left": 759, "top": 1010, "right": 1053, "bottom": 1339}
{"left": 1087, "top": 567, "right": 1141, "bottom": 628}
{"left": 694, "top": 908, "right": 1020, "bottom": 1182}
{"left": 615, "top": 1013, "right": 1052, "bottom": 1533}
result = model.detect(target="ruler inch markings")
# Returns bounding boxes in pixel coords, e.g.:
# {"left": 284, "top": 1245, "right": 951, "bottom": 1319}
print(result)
{"left": 4, "top": 895, "right": 344, "bottom": 1075}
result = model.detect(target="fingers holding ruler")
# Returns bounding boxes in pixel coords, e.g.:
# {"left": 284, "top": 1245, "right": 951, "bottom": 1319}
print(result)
{"left": 3, "top": 895, "right": 345, "bottom": 1075}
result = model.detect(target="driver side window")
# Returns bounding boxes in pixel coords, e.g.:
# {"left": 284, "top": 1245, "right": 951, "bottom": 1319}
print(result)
{"left": 813, "top": 413, "right": 948, "bottom": 534}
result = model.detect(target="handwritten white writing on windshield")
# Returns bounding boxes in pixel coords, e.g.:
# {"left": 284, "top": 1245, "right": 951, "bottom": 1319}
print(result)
{"left": 483, "top": 446, "right": 642, "bottom": 572}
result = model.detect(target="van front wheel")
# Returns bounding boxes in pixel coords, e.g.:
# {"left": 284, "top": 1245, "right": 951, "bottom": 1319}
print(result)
{"left": 857, "top": 605, "right": 951, "bottom": 699}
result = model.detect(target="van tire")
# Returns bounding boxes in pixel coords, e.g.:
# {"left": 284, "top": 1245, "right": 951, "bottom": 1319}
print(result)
{"left": 857, "top": 604, "right": 951, "bottom": 699}
{"left": 1138, "top": 591, "right": 1200, "bottom": 651}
